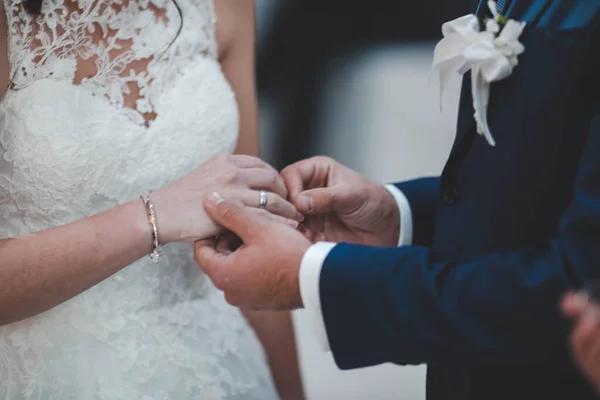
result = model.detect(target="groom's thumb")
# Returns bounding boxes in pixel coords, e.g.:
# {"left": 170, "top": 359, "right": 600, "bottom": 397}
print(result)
{"left": 203, "top": 193, "right": 256, "bottom": 239}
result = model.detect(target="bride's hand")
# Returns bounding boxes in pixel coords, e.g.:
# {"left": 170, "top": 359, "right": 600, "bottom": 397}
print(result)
{"left": 151, "top": 154, "right": 303, "bottom": 243}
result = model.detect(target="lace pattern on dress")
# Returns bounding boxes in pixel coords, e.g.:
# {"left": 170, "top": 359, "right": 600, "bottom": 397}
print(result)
{"left": 0, "top": 0, "right": 277, "bottom": 398}
{"left": 4, "top": 0, "right": 217, "bottom": 126}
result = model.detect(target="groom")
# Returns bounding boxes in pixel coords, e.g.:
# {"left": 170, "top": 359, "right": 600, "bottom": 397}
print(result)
{"left": 196, "top": 1, "right": 600, "bottom": 399}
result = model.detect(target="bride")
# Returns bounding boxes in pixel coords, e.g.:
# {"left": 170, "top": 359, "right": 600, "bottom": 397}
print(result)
{"left": 0, "top": 0, "right": 305, "bottom": 398}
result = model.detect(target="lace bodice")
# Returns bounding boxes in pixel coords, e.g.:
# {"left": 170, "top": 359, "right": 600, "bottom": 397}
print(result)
{"left": 6, "top": 0, "right": 217, "bottom": 126}
{"left": 0, "top": 0, "right": 278, "bottom": 398}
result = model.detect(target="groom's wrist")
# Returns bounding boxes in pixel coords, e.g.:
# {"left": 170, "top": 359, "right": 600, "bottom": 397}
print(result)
{"left": 299, "top": 242, "right": 336, "bottom": 351}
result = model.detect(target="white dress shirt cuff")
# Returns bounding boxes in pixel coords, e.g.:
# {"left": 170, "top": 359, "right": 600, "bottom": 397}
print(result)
{"left": 384, "top": 184, "right": 413, "bottom": 246}
{"left": 299, "top": 241, "right": 337, "bottom": 352}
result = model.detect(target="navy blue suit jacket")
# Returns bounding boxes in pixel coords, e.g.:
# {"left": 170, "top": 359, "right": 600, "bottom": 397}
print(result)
{"left": 318, "top": 1, "right": 600, "bottom": 399}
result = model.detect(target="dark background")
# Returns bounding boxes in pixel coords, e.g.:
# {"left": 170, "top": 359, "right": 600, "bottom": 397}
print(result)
{"left": 256, "top": 0, "right": 473, "bottom": 169}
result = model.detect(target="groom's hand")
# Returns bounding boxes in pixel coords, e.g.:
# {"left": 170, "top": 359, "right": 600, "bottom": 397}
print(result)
{"left": 281, "top": 156, "right": 400, "bottom": 246}
{"left": 194, "top": 193, "right": 311, "bottom": 310}
{"left": 562, "top": 292, "right": 600, "bottom": 393}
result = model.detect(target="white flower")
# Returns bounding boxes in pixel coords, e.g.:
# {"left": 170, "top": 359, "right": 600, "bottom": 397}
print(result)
{"left": 432, "top": 4, "right": 526, "bottom": 146}
{"left": 486, "top": 18, "right": 500, "bottom": 34}
{"left": 495, "top": 19, "right": 526, "bottom": 64}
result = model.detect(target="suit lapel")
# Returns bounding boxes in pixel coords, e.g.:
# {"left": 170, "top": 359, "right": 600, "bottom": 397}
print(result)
{"left": 508, "top": 0, "right": 552, "bottom": 26}
{"left": 507, "top": 0, "right": 553, "bottom": 25}
{"left": 448, "top": 0, "right": 486, "bottom": 153}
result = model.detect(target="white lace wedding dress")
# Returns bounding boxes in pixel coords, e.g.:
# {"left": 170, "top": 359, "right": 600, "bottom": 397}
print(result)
{"left": 0, "top": 0, "right": 279, "bottom": 398}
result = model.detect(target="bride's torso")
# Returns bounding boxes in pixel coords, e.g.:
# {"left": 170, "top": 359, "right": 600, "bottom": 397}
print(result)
{"left": 0, "top": 0, "right": 239, "bottom": 234}
{"left": 0, "top": 0, "right": 276, "bottom": 398}
{"left": 0, "top": 0, "right": 240, "bottom": 320}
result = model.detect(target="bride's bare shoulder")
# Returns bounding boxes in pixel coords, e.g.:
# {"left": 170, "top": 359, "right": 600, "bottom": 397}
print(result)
{"left": 0, "top": 1, "right": 9, "bottom": 99}
{"left": 214, "top": 0, "right": 255, "bottom": 61}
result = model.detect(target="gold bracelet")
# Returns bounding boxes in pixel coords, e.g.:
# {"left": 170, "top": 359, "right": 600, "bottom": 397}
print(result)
{"left": 141, "top": 194, "right": 163, "bottom": 263}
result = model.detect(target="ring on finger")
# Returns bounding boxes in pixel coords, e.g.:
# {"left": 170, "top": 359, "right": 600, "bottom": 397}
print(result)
{"left": 258, "top": 191, "right": 269, "bottom": 209}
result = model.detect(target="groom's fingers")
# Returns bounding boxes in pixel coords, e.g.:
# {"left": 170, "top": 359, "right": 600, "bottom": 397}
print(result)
{"left": 281, "top": 157, "right": 330, "bottom": 199}
{"left": 203, "top": 193, "right": 263, "bottom": 241}
{"left": 296, "top": 186, "right": 356, "bottom": 214}
{"left": 194, "top": 241, "right": 235, "bottom": 290}
{"left": 280, "top": 164, "right": 310, "bottom": 200}
{"left": 571, "top": 311, "right": 600, "bottom": 364}
{"left": 194, "top": 239, "right": 224, "bottom": 269}
{"left": 562, "top": 292, "right": 589, "bottom": 319}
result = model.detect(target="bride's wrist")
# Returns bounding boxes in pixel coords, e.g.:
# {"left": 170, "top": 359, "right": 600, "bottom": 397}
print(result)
{"left": 144, "top": 188, "right": 176, "bottom": 245}
{"left": 127, "top": 198, "right": 156, "bottom": 255}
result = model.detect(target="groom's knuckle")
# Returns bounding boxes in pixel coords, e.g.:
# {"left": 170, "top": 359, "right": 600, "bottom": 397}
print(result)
{"left": 326, "top": 191, "right": 338, "bottom": 207}
{"left": 337, "top": 187, "right": 353, "bottom": 203}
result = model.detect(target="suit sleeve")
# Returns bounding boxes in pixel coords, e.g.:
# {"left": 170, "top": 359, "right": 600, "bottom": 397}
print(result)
{"left": 393, "top": 177, "right": 440, "bottom": 247}
{"left": 319, "top": 113, "right": 600, "bottom": 370}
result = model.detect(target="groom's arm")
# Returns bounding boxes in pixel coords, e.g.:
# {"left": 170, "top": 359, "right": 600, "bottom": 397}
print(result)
{"left": 300, "top": 177, "right": 440, "bottom": 351}
{"left": 314, "top": 113, "right": 600, "bottom": 369}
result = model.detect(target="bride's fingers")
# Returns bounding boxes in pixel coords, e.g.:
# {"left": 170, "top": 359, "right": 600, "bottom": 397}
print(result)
{"left": 246, "top": 208, "right": 300, "bottom": 229}
{"left": 239, "top": 168, "right": 288, "bottom": 198}
{"left": 239, "top": 190, "right": 304, "bottom": 221}
{"left": 230, "top": 154, "right": 273, "bottom": 169}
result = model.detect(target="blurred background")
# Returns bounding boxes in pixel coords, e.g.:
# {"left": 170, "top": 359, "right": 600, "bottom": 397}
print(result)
{"left": 254, "top": 1, "right": 473, "bottom": 399}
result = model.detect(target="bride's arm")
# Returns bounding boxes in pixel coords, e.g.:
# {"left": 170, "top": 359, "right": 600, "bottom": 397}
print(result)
{"left": 216, "top": 1, "right": 305, "bottom": 399}
{"left": 0, "top": 0, "right": 301, "bottom": 331}
{"left": 0, "top": 199, "right": 152, "bottom": 326}
{"left": 0, "top": 1, "right": 152, "bottom": 325}
{"left": 0, "top": 152, "right": 300, "bottom": 328}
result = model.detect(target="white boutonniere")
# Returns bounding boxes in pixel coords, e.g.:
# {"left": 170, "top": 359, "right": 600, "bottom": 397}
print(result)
{"left": 432, "top": 1, "right": 526, "bottom": 146}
